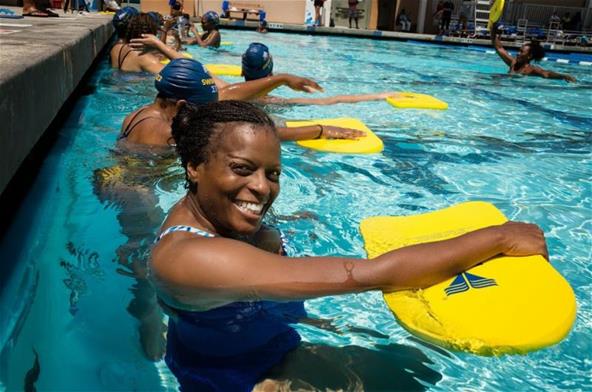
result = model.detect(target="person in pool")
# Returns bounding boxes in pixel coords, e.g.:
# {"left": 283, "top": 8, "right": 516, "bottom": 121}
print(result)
{"left": 491, "top": 24, "right": 576, "bottom": 82}
{"left": 185, "top": 10, "right": 221, "bottom": 48}
{"left": 111, "top": 13, "right": 186, "bottom": 73}
{"left": 221, "top": 43, "right": 403, "bottom": 105}
{"left": 119, "top": 58, "right": 364, "bottom": 147}
{"left": 150, "top": 99, "right": 548, "bottom": 390}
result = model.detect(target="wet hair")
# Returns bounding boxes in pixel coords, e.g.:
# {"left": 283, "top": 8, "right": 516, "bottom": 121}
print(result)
{"left": 125, "top": 13, "right": 159, "bottom": 42}
{"left": 526, "top": 40, "right": 545, "bottom": 61}
{"left": 172, "top": 101, "right": 277, "bottom": 192}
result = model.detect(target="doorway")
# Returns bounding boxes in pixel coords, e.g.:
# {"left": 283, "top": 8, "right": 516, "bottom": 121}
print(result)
{"left": 377, "top": 0, "right": 397, "bottom": 31}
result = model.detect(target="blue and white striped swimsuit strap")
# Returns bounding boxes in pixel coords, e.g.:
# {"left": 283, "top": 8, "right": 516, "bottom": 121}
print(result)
{"left": 155, "top": 225, "right": 216, "bottom": 243}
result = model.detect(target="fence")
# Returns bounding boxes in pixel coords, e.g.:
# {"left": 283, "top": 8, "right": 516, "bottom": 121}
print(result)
{"left": 435, "top": 1, "right": 592, "bottom": 33}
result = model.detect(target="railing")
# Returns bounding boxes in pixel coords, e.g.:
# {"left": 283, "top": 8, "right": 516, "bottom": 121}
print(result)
{"left": 506, "top": 4, "right": 590, "bottom": 30}
{"left": 437, "top": 1, "right": 591, "bottom": 32}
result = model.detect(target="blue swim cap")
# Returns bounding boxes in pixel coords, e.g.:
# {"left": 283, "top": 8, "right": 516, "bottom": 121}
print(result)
{"left": 202, "top": 10, "right": 219, "bottom": 25}
{"left": 146, "top": 11, "right": 161, "bottom": 26}
{"left": 112, "top": 6, "right": 138, "bottom": 30}
{"left": 155, "top": 59, "right": 218, "bottom": 105}
{"left": 242, "top": 43, "right": 273, "bottom": 81}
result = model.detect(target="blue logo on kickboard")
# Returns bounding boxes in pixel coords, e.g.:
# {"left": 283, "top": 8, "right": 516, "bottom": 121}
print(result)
{"left": 445, "top": 272, "right": 497, "bottom": 296}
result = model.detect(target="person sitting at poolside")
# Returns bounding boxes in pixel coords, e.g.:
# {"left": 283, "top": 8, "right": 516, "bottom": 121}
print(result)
{"left": 22, "top": 0, "right": 59, "bottom": 17}
{"left": 491, "top": 23, "right": 576, "bottom": 82}
{"left": 119, "top": 59, "right": 364, "bottom": 147}
{"left": 225, "top": 42, "right": 402, "bottom": 105}
{"left": 150, "top": 99, "right": 549, "bottom": 390}
{"left": 111, "top": 13, "right": 186, "bottom": 73}
{"left": 184, "top": 10, "right": 221, "bottom": 48}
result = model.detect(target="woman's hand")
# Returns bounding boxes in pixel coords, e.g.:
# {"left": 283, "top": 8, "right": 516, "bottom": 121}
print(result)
{"left": 564, "top": 74, "right": 577, "bottom": 83}
{"left": 280, "top": 74, "right": 323, "bottom": 93}
{"left": 320, "top": 125, "right": 365, "bottom": 139}
{"left": 498, "top": 221, "right": 549, "bottom": 260}
{"left": 129, "top": 34, "right": 163, "bottom": 51}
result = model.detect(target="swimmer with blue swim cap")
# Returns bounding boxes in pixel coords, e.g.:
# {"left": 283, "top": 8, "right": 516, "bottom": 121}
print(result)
{"left": 185, "top": 10, "right": 221, "bottom": 48}
{"left": 119, "top": 58, "right": 218, "bottom": 146}
{"left": 209, "top": 42, "right": 402, "bottom": 108}
{"left": 112, "top": 6, "right": 139, "bottom": 38}
{"left": 121, "top": 58, "right": 363, "bottom": 144}
{"left": 112, "top": 13, "right": 191, "bottom": 74}
{"left": 242, "top": 43, "right": 274, "bottom": 81}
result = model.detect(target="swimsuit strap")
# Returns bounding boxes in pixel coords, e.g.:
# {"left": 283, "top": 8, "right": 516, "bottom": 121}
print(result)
{"left": 155, "top": 225, "right": 216, "bottom": 243}
{"left": 119, "top": 107, "right": 155, "bottom": 139}
{"left": 118, "top": 44, "right": 133, "bottom": 69}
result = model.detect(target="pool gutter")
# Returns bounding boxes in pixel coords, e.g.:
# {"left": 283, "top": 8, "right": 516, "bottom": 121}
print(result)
{"left": 0, "top": 9, "right": 113, "bottom": 199}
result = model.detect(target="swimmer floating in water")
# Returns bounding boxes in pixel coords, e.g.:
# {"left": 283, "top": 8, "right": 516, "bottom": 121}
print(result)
{"left": 491, "top": 23, "right": 576, "bottom": 82}
{"left": 214, "top": 42, "right": 403, "bottom": 105}
{"left": 119, "top": 59, "right": 364, "bottom": 146}
{"left": 150, "top": 100, "right": 548, "bottom": 391}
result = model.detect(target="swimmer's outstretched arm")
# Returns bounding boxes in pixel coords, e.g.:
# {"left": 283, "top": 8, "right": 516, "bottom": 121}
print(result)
{"left": 219, "top": 74, "right": 323, "bottom": 101}
{"left": 276, "top": 125, "right": 365, "bottom": 141}
{"left": 491, "top": 24, "right": 513, "bottom": 66}
{"left": 257, "top": 92, "right": 402, "bottom": 106}
{"left": 530, "top": 66, "right": 576, "bottom": 82}
{"left": 151, "top": 222, "right": 547, "bottom": 308}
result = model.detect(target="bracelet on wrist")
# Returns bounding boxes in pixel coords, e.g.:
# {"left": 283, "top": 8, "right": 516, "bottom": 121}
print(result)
{"left": 315, "top": 125, "right": 323, "bottom": 139}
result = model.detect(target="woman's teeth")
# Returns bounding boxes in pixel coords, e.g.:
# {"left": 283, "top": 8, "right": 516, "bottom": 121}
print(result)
{"left": 235, "top": 201, "right": 264, "bottom": 215}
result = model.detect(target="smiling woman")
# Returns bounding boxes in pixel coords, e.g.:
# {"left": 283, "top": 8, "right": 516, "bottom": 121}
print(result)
{"left": 149, "top": 100, "right": 548, "bottom": 391}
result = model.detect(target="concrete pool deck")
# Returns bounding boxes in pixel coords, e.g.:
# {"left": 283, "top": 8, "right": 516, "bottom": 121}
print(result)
{"left": 0, "top": 7, "right": 113, "bottom": 196}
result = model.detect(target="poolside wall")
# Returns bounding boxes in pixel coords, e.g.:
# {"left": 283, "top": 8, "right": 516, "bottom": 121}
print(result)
{"left": 0, "top": 14, "right": 114, "bottom": 197}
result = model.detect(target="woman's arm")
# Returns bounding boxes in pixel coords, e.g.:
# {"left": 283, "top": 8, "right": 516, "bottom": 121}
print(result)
{"left": 491, "top": 25, "right": 514, "bottom": 66}
{"left": 219, "top": 74, "right": 323, "bottom": 101}
{"left": 276, "top": 125, "right": 365, "bottom": 141}
{"left": 530, "top": 66, "right": 576, "bottom": 82}
{"left": 195, "top": 29, "right": 220, "bottom": 48}
{"left": 130, "top": 34, "right": 186, "bottom": 61}
{"left": 151, "top": 221, "right": 547, "bottom": 307}
{"left": 259, "top": 92, "right": 400, "bottom": 106}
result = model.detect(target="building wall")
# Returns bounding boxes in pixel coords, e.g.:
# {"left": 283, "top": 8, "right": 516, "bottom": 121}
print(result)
{"left": 141, "top": 0, "right": 307, "bottom": 24}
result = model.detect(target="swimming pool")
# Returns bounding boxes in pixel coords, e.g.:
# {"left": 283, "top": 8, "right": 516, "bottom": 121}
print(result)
{"left": 0, "top": 29, "right": 590, "bottom": 390}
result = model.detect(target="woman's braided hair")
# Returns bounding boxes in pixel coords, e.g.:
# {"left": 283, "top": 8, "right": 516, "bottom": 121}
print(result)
{"left": 125, "top": 13, "right": 158, "bottom": 42}
{"left": 171, "top": 100, "right": 277, "bottom": 193}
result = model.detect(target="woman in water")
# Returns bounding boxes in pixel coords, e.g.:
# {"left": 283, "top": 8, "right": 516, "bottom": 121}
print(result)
{"left": 185, "top": 10, "right": 221, "bottom": 48}
{"left": 150, "top": 100, "right": 548, "bottom": 390}
{"left": 218, "top": 42, "right": 403, "bottom": 106}
{"left": 111, "top": 13, "right": 185, "bottom": 73}
{"left": 118, "top": 58, "right": 363, "bottom": 145}
{"left": 491, "top": 23, "right": 575, "bottom": 82}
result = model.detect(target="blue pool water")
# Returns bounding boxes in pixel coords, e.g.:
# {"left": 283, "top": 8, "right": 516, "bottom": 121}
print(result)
{"left": 1, "top": 30, "right": 591, "bottom": 390}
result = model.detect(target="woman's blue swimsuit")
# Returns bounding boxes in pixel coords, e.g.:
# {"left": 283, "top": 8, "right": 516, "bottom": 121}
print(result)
{"left": 155, "top": 225, "right": 306, "bottom": 392}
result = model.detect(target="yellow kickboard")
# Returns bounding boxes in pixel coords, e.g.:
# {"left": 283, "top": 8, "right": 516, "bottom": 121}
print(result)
{"left": 220, "top": 41, "right": 234, "bottom": 46}
{"left": 489, "top": 0, "right": 505, "bottom": 29}
{"left": 205, "top": 64, "right": 242, "bottom": 76}
{"left": 360, "top": 201, "right": 576, "bottom": 355}
{"left": 386, "top": 92, "right": 448, "bottom": 110}
{"left": 160, "top": 52, "right": 193, "bottom": 65}
{"left": 286, "top": 118, "right": 383, "bottom": 154}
